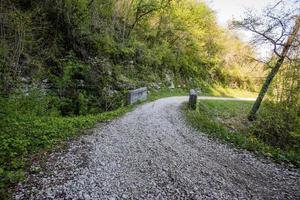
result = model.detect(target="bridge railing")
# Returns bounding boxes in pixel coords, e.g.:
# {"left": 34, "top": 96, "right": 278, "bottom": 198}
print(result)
{"left": 127, "top": 87, "right": 148, "bottom": 104}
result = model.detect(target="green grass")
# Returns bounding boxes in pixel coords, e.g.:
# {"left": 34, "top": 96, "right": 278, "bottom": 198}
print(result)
{"left": 183, "top": 100, "right": 300, "bottom": 168}
{"left": 199, "top": 100, "right": 253, "bottom": 118}
{"left": 148, "top": 88, "right": 188, "bottom": 101}
{"left": 148, "top": 85, "right": 257, "bottom": 100}
{"left": 208, "top": 84, "right": 258, "bottom": 98}
{"left": 0, "top": 105, "right": 134, "bottom": 198}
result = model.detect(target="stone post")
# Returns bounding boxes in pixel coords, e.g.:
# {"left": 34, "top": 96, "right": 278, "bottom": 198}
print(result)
{"left": 189, "top": 89, "right": 197, "bottom": 110}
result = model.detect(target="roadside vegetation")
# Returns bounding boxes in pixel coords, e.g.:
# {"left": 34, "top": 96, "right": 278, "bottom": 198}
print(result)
{"left": 183, "top": 100, "right": 300, "bottom": 168}
{"left": 0, "top": 90, "right": 132, "bottom": 197}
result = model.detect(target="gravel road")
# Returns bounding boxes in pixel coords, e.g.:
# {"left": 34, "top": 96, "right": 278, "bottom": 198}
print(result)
{"left": 14, "top": 96, "right": 300, "bottom": 200}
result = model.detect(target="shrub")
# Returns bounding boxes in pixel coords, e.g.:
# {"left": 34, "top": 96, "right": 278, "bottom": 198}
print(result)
{"left": 251, "top": 102, "right": 300, "bottom": 150}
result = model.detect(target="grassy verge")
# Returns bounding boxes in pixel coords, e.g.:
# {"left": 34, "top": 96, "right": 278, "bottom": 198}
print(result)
{"left": 183, "top": 100, "right": 300, "bottom": 168}
{"left": 207, "top": 84, "right": 258, "bottom": 98}
{"left": 148, "top": 88, "right": 188, "bottom": 101}
{"left": 0, "top": 105, "right": 134, "bottom": 198}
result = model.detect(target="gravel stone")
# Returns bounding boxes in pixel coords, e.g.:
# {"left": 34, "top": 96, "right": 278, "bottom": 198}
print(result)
{"left": 14, "top": 97, "right": 300, "bottom": 199}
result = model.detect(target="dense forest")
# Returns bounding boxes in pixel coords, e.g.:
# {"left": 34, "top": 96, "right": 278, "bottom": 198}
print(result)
{"left": 0, "top": 0, "right": 299, "bottom": 198}
{"left": 0, "top": 0, "right": 259, "bottom": 113}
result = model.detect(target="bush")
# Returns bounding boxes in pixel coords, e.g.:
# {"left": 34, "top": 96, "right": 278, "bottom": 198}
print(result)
{"left": 252, "top": 102, "right": 300, "bottom": 150}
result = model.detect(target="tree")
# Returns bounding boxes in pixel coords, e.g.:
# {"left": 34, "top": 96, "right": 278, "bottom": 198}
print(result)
{"left": 233, "top": 0, "right": 300, "bottom": 120}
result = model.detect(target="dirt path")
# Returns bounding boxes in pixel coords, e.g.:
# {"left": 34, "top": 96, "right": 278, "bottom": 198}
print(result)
{"left": 14, "top": 97, "right": 300, "bottom": 200}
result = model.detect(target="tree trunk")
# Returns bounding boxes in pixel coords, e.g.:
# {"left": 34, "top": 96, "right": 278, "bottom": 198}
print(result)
{"left": 248, "top": 16, "right": 300, "bottom": 121}
{"left": 248, "top": 57, "right": 284, "bottom": 120}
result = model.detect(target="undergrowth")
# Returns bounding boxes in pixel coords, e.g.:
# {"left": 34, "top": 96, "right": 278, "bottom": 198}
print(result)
{"left": 0, "top": 104, "right": 133, "bottom": 198}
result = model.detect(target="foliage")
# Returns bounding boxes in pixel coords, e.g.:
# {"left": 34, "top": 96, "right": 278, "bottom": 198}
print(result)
{"left": 252, "top": 102, "right": 300, "bottom": 150}
{"left": 183, "top": 100, "right": 300, "bottom": 168}
{"left": 207, "top": 84, "right": 258, "bottom": 98}
{"left": 215, "top": 30, "right": 264, "bottom": 90}
{"left": 148, "top": 88, "right": 187, "bottom": 101}
{"left": 48, "top": 55, "right": 127, "bottom": 115}
{"left": 0, "top": 0, "right": 258, "bottom": 97}
{"left": 249, "top": 46, "right": 300, "bottom": 160}
{"left": 233, "top": 0, "right": 300, "bottom": 120}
